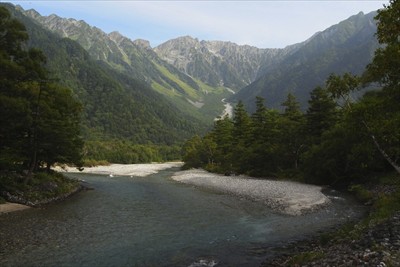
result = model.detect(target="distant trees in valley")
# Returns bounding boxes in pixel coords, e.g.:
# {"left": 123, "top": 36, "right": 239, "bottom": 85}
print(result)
{"left": 182, "top": 0, "right": 400, "bottom": 185}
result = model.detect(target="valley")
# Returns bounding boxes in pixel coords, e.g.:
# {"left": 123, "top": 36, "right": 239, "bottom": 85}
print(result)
{"left": 1, "top": 1, "right": 399, "bottom": 266}
{"left": 5, "top": 3, "right": 380, "bottom": 154}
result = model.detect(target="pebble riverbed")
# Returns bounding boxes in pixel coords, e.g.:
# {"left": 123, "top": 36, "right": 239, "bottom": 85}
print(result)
{"left": 262, "top": 211, "right": 400, "bottom": 266}
{"left": 171, "top": 169, "right": 329, "bottom": 215}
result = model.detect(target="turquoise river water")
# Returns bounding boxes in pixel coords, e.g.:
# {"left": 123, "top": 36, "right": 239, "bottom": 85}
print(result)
{"left": 0, "top": 167, "right": 365, "bottom": 267}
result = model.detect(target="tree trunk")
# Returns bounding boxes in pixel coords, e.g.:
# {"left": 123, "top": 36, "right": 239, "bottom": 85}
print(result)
{"left": 25, "top": 82, "right": 43, "bottom": 184}
{"left": 25, "top": 148, "right": 37, "bottom": 184}
{"left": 46, "top": 162, "right": 52, "bottom": 173}
{"left": 363, "top": 121, "right": 400, "bottom": 175}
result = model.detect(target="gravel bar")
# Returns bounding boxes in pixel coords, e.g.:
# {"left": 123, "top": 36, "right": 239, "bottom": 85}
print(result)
{"left": 55, "top": 162, "right": 183, "bottom": 177}
{"left": 171, "top": 169, "right": 329, "bottom": 215}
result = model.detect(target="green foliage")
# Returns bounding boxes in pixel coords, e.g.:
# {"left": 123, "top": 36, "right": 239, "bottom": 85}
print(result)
{"left": 182, "top": 96, "right": 306, "bottom": 177}
{"left": 0, "top": 171, "right": 80, "bottom": 202}
{"left": 233, "top": 11, "right": 379, "bottom": 110}
{"left": 305, "top": 86, "right": 338, "bottom": 142}
{"left": 365, "top": 0, "right": 400, "bottom": 88}
{"left": 348, "top": 184, "right": 374, "bottom": 202}
{"left": 326, "top": 72, "right": 360, "bottom": 109}
{"left": 82, "top": 159, "right": 110, "bottom": 167}
{"left": 84, "top": 140, "right": 181, "bottom": 164}
{"left": 0, "top": 6, "right": 84, "bottom": 173}
{"left": 183, "top": 71, "right": 398, "bottom": 185}
{"left": 183, "top": 0, "right": 400, "bottom": 183}
{"left": 287, "top": 251, "right": 325, "bottom": 266}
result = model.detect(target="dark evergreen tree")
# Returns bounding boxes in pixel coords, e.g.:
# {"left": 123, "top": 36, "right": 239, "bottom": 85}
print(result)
{"left": 279, "top": 93, "right": 306, "bottom": 170}
{"left": 305, "top": 86, "right": 339, "bottom": 142}
{"left": 248, "top": 97, "right": 281, "bottom": 176}
{"left": 0, "top": 7, "right": 83, "bottom": 175}
{"left": 211, "top": 115, "right": 234, "bottom": 172}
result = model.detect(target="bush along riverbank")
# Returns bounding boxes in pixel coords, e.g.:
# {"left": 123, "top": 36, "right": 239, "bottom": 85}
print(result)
{"left": 0, "top": 171, "right": 87, "bottom": 207}
{"left": 262, "top": 172, "right": 400, "bottom": 266}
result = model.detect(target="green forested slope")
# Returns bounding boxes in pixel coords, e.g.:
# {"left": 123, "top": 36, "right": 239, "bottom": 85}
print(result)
{"left": 20, "top": 7, "right": 229, "bottom": 123}
{"left": 182, "top": 3, "right": 400, "bottom": 185}
{"left": 0, "top": 6, "right": 83, "bottom": 173}
{"left": 233, "top": 11, "right": 379, "bottom": 111}
{"left": 4, "top": 3, "right": 206, "bottom": 146}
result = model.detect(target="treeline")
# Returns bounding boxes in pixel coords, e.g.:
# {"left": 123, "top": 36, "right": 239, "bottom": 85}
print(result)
{"left": 182, "top": 1, "right": 400, "bottom": 185}
{"left": 0, "top": 7, "right": 83, "bottom": 178}
{"left": 4, "top": 4, "right": 207, "bottom": 145}
{"left": 83, "top": 141, "right": 181, "bottom": 165}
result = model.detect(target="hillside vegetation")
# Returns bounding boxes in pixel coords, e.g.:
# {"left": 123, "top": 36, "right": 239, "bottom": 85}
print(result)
{"left": 182, "top": 5, "right": 399, "bottom": 186}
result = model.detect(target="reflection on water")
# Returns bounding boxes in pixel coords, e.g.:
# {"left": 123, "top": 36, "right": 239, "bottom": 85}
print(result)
{"left": 0, "top": 168, "right": 365, "bottom": 267}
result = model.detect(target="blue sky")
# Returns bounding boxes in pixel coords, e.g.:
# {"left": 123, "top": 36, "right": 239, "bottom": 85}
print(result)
{"left": 4, "top": 1, "right": 389, "bottom": 48}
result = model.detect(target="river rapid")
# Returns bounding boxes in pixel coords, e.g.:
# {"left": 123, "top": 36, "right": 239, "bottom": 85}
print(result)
{"left": 0, "top": 167, "right": 365, "bottom": 267}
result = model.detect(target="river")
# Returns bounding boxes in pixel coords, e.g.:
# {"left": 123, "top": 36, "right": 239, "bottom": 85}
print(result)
{"left": 0, "top": 167, "right": 365, "bottom": 267}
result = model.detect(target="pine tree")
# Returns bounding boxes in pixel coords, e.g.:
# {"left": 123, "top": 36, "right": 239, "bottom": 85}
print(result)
{"left": 0, "top": 7, "right": 83, "bottom": 175}
{"left": 279, "top": 93, "right": 306, "bottom": 170}
{"left": 305, "top": 86, "right": 338, "bottom": 142}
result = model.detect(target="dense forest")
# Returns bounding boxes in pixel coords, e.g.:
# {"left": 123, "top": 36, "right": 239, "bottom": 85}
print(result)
{"left": 0, "top": 6, "right": 83, "bottom": 176}
{"left": 1, "top": 0, "right": 399, "bottom": 183}
{"left": 182, "top": 1, "right": 400, "bottom": 186}
{"left": 0, "top": 3, "right": 210, "bottom": 164}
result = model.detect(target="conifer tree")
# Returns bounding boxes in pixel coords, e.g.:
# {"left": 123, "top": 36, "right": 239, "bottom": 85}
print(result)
{"left": 0, "top": 7, "right": 83, "bottom": 174}
{"left": 279, "top": 93, "right": 306, "bottom": 170}
{"left": 305, "top": 86, "right": 338, "bottom": 142}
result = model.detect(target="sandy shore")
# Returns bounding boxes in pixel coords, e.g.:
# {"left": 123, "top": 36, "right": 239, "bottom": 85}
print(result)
{"left": 0, "top": 202, "right": 30, "bottom": 215}
{"left": 171, "top": 169, "right": 329, "bottom": 215}
{"left": 55, "top": 162, "right": 183, "bottom": 177}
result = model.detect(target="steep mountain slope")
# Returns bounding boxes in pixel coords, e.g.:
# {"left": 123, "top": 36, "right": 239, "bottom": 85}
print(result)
{"left": 14, "top": 3, "right": 381, "bottom": 116}
{"left": 20, "top": 7, "right": 230, "bottom": 121}
{"left": 154, "top": 36, "right": 298, "bottom": 91}
{"left": 233, "top": 11, "right": 379, "bottom": 110}
{"left": 4, "top": 3, "right": 205, "bottom": 144}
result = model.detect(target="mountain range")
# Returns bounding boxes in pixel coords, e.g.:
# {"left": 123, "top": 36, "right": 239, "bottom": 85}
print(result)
{"left": 234, "top": 11, "right": 379, "bottom": 110}
{"left": 2, "top": 3, "right": 380, "bottom": 145}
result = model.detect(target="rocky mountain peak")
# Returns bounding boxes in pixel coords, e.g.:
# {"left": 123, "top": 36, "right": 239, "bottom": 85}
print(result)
{"left": 133, "top": 39, "right": 151, "bottom": 49}
{"left": 22, "top": 8, "right": 40, "bottom": 20}
{"left": 108, "top": 31, "right": 126, "bottom": 44}
{"left": 154, "top": 36, "right": 286, "bottom": 89}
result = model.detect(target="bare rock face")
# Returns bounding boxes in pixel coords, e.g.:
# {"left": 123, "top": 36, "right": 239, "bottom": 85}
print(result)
{"left": 154, "top": 36, "right": 292, "bottom": 90}
{"left": 20, "top": 5, "right": 379, "bottom": 112}
{"left": 133, "top": 39, "right": 151, "bottom": 50}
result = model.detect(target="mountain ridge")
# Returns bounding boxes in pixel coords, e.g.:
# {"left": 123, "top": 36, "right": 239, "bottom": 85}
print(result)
{"left": 3, "top": 3, "right": 208, "bottom": 146}
{"left": 15, "top": 3, "right": 380, "bottom": 115}
{"left": 232, "top": 11, "right": 379, "bottom": 110}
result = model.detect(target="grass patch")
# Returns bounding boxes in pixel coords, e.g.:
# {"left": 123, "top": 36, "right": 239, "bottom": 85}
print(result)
{"left": 82, "top": 159, "right": 110, "bottom": 167}
{"left": 285, "top": 171, "right": 400, "bottom": 265}
{"left": 288, "top": 251, "right": 325, "bottom": 265}
{"left": 155, "top": 64, "right": 200, "bottom": 99}
{"left": 348, "top": 184, "right": 374, "bottom": 203}
{"left": 0, "top": 170, "right": 80, "bottom": 204}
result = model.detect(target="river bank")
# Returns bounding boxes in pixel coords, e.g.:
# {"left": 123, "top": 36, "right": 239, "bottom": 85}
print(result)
{"left": 261, "top": 174, "right": 400, "bottom": 266}
{"left": 0, "top": 171, "right": 87, "bottom": 213}
{"left": 262, "top": 211, "right": 400, "bottom": 266}
{"left": 0, "top": 167, "right": 365, "bottom": 267}
{"left": 54, "top": 162, "right": 183, "bottom": 177}
{"left": 0, "top": 202, "right": 30, "bottom": 214}
{"left": 172, "top": 169, "right": 329, "bottom": 215}
{"left": 58, "top": 165, "right": 330, "bottom": 215}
